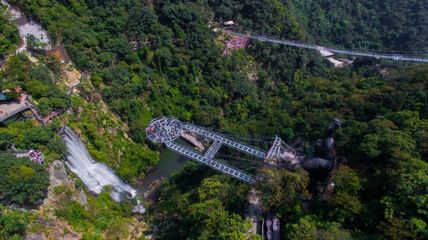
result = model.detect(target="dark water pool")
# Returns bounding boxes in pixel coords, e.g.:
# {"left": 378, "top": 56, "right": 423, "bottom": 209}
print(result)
{"left": 138, "top": 140, "right": 190, "bottom": 195}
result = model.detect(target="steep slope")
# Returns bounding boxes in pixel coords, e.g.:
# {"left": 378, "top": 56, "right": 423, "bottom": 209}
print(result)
{"left": 2, "top": 0, "right": 428, "bottom": 239}
{"left": 290, "top": 0, "right": 428, "bottom": 52}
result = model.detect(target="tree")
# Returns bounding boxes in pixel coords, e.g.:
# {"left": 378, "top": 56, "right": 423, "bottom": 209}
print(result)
{"left": 0, "top": 154, "right": 49, "bottom": 206}
{"left": 327, "top": 166, "right": 362, "bottom": 223}
{"left": 0, "top": 6, "right": 19, "bottom": 58}
{"left": 378, "top": 218, "right": 418, "bottom": 240}
{"left": 26, "top": 34, "right": 46, "bottom": 50}
{"left": 286, "top": 216, "right": 318, "bottom": 240}
{"left": 379, "top": 158, "right": 428, "bottom": 239}
{"left": 0, "top": 206, "right": 30, "bottom": 240}
{"left": 256, "top": 167, "right": 309, "bottom": 215}
{"left": 185, "top": 199, "right": 258, "bottom": 240}
{"left": 286, "top": 216, "right": 351, "bottom": 240}
{"left": 6, "top": 0, "right": 428, "bottom": 239}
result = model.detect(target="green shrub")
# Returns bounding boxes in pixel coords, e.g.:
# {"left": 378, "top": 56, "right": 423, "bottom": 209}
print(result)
{"left": 0, "top": 154, "right": 49, "bottom": 206}
{"left": 0, "top": 206, "right": 30, "bottom": 240}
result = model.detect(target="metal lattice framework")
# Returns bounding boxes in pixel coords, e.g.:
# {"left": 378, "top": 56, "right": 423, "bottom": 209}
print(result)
{"left": 266, "top": 136, "right": 302, "bottom": 167}
{"left": 146, "top": 117, "right": 300, "bottom": 184}
{"left": 182, "top": 123, "right": 267, "bottom": 159}
{"left": 165, "top": 141, "right": 255, "bottom": 183}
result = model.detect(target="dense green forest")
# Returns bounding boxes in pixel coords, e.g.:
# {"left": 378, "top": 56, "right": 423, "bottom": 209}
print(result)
{"left": 0, "top": 154, "right": 47, "bottom": 240}
{"left": 1, "top": 55, "right": 70, "bottom": 115}
{"left": 1, "top": 0, "right": 427, "bottom": 239}
{"left": 0, "top": 4, "right": 19, "bottom": 59}
{"left": 290, "top": 0, "right": 428, "bottom": 52}
{"left": 0, "top": 154, "right": 49, "bottom": 206}
{"left": 208, "top": 0, "right": 428, "bottom": 52}
{"left": 0, "top": 204, "right": 30, "bottom": 240}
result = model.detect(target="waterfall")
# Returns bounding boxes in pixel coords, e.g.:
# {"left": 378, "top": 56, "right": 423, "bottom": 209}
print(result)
{"left": 62, "top": 127, "right": 137, "bottom": 202}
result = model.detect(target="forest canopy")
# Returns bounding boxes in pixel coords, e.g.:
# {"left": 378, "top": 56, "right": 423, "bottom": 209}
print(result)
{"left": 0, "top": 0, "right": 427, "bottom": 239}
{"left": 0, "top": 4, "right": 19, "bottom": 59}
{"left": 0, "top": 154, "right": 49, "bottom": 206}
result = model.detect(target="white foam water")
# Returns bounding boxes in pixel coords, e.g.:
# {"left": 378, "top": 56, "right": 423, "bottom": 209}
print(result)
{"left": 62, "top": 127, "right": 137, "bottom": 202}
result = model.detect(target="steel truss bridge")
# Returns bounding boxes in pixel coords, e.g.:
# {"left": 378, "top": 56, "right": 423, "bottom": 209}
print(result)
{"left": 146, "top": 117, "right": 301, "bottom": 184}
{"left": 228, "top": 31, "right": 428, "bottom": 63}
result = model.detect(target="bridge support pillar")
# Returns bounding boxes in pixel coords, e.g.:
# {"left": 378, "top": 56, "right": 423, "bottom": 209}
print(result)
{"left": 265, "top": 136, "right": 301, "bottom": 168}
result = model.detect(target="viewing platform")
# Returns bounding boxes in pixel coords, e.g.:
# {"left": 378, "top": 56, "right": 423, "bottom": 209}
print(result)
{"left": 0, "top": 94, "right": 29, "bottom": 123}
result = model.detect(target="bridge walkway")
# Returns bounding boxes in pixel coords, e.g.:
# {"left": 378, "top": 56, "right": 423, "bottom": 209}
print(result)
{"left": 165, "top": 141, "right": 255, "bottom": 184}
{"left": 228, "top": 31, "right": 428, "bottom": 63}
{"left": 182, "top": 123, "right": 267, "bottom": 159}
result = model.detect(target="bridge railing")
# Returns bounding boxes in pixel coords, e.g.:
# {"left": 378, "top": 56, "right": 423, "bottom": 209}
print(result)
{"left": 227, "top": 31, "right": 428, "bottom": 63}
{"left": 182, "top": 123, "right": 267, "bottom": 159}
{"left": 165, "top": 141, "right": 255, "bottom": 184}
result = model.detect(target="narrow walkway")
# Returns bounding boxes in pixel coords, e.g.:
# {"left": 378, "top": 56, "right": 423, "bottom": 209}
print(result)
{"left": 228, "top": 31, "right": 428, "bottom": 63}
{"left": 165, "top": 141, "right": 255, "bottom": 184}
{"left": 182, "top": 123, "right": 267, "bottom": 159}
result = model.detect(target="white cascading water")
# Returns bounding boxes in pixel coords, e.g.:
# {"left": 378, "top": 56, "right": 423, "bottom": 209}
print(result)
{"left": 62, "top": 127, "right": 137, "bottom": 202}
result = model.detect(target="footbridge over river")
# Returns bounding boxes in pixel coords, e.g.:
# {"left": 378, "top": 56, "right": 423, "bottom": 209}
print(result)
{"left": 146, "top": 117, "right": 302, "bottom": 184}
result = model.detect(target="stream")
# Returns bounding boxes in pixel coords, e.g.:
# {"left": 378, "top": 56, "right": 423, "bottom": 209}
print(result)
{"left": 138, "top": 139, "right": 188, "bottom": 196}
